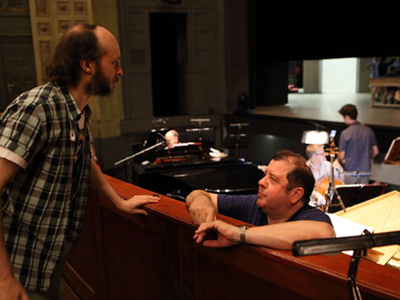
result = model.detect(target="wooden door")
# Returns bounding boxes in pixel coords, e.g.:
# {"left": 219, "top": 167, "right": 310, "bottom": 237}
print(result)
{"left": 0, "top": 41, "right": 36, "bottom": 111}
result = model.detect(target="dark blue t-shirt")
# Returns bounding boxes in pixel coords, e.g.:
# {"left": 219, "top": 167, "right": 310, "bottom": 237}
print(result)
{"left": 338, "top": 121, "right": 377, "bottom": 172}
{"left": 217, "top": 194, "right": 333, "bottom": 227}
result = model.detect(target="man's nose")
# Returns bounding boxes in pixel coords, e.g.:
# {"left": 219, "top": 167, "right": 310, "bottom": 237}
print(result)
{"left": 258, "top": 176, "right": 267, "bottom": 187}
{"left": 117, "top": 66, "right": 123, "bottom": 77}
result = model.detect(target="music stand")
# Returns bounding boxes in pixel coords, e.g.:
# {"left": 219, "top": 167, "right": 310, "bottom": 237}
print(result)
{"left": 186, "top": 127, "right": 212, "bottom": 144}
{"left": 335, "top": 183, "right": 388, "bottom": 211}
{"left": 226, "top": 123, "right": 249, "bottom": 157}
{"left": 384, "top": 136, "right": 400, "bottom": 164}
{"left": 189, "top": 118, "right": 211, "bottom": 143}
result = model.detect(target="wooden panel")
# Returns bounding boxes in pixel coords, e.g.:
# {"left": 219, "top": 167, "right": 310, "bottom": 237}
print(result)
{"left": 63, "top": 189, "right": 105, "bottom": 300}
{"left": 61, "top": 278, "right": 81, "bottom": 300}
{"left": 65, "top": 176, "right": 400, "bottom": 300}
{"left": 336, "top": 191, "right": 400, "bottom": 265}
{"left": 101, "top": 208, "right": 182, "bottom": 299}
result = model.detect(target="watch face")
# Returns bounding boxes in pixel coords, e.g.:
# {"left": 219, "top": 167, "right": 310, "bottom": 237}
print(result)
{"left": 238, "top": 225, "right": 250, "bottom": 229}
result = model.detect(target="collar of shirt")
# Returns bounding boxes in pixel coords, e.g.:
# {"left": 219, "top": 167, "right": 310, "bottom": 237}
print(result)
{"left": 58, "top": 85, "right": 92, "bottom": 123}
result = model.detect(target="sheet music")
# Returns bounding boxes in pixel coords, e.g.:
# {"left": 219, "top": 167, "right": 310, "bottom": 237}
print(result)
{"left": 328, "top": 214, "right": 374, "bottom": 256}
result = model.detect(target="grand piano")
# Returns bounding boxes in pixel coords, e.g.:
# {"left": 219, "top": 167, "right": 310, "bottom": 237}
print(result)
{"left": 131, "top": 132, "right": 263, "bottom": 199}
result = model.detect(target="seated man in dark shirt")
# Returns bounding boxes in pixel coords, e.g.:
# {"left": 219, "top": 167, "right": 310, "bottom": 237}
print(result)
{"left": 186, "top": 150, "right": 335, "bottom": 249}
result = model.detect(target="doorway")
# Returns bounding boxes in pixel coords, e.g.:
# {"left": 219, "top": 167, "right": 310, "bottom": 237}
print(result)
{"left": 150, "top": 13, "right": 187, "bottom": 117}
{"left": 322, "top": 58, "right": 357, "bottom": 93}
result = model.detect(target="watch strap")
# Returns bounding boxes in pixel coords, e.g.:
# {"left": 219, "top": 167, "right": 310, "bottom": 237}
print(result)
{"left": 238, "top": 225, "right": 250, "bottom": 244}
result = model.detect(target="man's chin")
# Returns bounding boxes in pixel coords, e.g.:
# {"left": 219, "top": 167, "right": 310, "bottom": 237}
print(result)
{"left": 256, "top": 198, "right": 264, "bottom": 208}
{"left": 94, "top": 87, "right": 114, "bottom": 97}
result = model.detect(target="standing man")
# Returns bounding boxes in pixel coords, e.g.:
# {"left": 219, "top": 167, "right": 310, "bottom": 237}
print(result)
{"left": 186, "top": 150, "right": 335, "bottom": 249}
{"left": 338, "top": 104, "right": 379, "bottom": 184}
{"left": 0, "top": 24, "right": 160, "bottom": 300}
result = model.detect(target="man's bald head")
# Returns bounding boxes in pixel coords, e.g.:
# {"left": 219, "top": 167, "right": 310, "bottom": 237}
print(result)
{"left": 45, "top": 23, "right": 107, "bottom": 87}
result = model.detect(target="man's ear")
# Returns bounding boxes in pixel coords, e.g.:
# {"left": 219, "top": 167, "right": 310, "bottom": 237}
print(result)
{"left": 290, "top": 187, "right": 304, "bottom": 204}
{"left": 80, "top": 59, "right": 94, "bottom": 74}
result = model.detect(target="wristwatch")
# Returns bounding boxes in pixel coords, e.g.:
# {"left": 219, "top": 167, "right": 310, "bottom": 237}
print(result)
{"left": 238, "top": 225, "right": 250, "bottom": 244}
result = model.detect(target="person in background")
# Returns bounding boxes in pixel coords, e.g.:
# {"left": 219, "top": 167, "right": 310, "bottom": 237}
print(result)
{"left": 305, "top": 144, "right": 343, "bottom": 206}
{"left": 338, "top": 104, "right": 379, "bottom": 184}
{"left": 165, "top": 129, "right": 180, "bottom": 148}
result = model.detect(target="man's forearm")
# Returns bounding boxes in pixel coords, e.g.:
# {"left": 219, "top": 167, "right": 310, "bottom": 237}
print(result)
{"left": 90, "top": 160, "right": 124, "bottom": 209}
{"left": 245, "top": 221, "right": 335, "bottom": 249}
{"left": 372, "top": 145, "right": 379, "bottom": 158}
{"left": 0, "top": 210, "right": 14, "bottom": 279}
{"left": 0, "top": 158, "right": 21, "bottom": 279}
{"left": 338, "top": 151, "right": 346, "bottom": 166}
{"left": 186, "top": 190, "right": 218, "bottom": 225}
{"left": 186, "top": 190, "right": 214, "bottom": 209}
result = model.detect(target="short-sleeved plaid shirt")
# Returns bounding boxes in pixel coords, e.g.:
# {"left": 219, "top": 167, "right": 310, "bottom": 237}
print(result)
{"left": 0, "top": 82, "right": 92, "bottom": 292}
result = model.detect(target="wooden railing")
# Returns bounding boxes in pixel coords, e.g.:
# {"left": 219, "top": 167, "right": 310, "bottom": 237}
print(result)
{"left": 63, "top": 175, "right": 400, "bottom": 300}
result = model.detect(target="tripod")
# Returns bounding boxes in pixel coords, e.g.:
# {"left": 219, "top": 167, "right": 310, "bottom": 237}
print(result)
{"left": 322, "top": 140, "right": 346, "bottom": 213}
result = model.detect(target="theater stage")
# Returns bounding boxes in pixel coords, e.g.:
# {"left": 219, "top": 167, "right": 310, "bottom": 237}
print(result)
{"left": 251, "top": 92, "right": 400, "bottom": 128}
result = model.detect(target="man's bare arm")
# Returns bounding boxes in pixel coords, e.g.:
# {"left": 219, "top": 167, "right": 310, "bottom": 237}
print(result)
{"left": 186, "top": 190, "right": 218, "bottom": 225}
{"left": 372, "top": 145, "right": 379, "bottom": 158}
{"left": 194, "top": 220, "right": 335, "bottom": 250}
{"left": 0, "top": 157, "right": 29, "bottom": 300}
{"left": 338, "top": 151, "right": 346, "bottom": 166}
{"left": 90, "top": 160, "right": 160, "bottom": 215}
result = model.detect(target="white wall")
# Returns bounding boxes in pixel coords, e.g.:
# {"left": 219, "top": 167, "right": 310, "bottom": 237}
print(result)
{"left": 322, "top": 58, "right": 357, "bottom": 93}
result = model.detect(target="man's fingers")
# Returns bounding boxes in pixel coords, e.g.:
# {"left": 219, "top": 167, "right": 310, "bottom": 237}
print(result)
{"left": 205, "top": 211, "right": 216, "bottom": 223}
{"left": 127, "top": 196, "right": 160, "bottom": 207}
{"left": 133, "top": 209, "right": 148, "bottom": 216}
{"left": 203, "top": 240, "right": 222, "bottom": 248}
{"left": 193, "top": 231, "right": 207, "bottom": 243}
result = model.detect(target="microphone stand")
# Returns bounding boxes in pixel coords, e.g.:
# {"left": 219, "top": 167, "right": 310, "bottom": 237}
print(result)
{"left": 114, "top": 140, "right": 165, "bottom": 166}
{"left": 114, "top": 134, "right": 166, "bottom": 182}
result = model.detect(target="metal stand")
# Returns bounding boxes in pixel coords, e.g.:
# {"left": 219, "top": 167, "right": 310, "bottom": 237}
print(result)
{"left": 323, "top": 141, "right": 346, "bottom": 212}
{"left": 189, "top": 118, "right": 211, "bottom": 144}
{"left": 348, "top": 249, "right": 364, "bottom": 300}
{"left": 229, "top": 123, "right": 249, "bottom": 157}
{"left": 347, "top": 230, "right": 370, "bottom": 300}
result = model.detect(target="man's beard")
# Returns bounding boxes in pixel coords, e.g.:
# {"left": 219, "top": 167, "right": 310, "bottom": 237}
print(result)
{"left": 85, "top": 67, "right": 116, "bottom": 97}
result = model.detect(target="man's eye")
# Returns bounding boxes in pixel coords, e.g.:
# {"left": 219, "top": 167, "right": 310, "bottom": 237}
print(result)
{"left": 270, "top": 177, "right": 278, "bottom": 183}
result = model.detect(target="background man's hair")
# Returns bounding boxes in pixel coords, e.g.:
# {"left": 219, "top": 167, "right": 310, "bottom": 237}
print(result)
{"left": 306, "top": 144, "right": 323, "bottom": 159}
{"left": 338, "top": 104, "right": 358, "bottom": 120}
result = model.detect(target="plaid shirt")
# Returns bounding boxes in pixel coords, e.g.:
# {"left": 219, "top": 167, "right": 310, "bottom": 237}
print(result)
{"left": 0, "top": 82, "right": 92, "bottom": 292}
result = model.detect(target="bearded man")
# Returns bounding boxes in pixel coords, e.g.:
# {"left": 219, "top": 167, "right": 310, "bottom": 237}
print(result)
{"left": 0, "top": 24, "right": 160, "bottom": 300}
